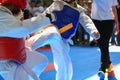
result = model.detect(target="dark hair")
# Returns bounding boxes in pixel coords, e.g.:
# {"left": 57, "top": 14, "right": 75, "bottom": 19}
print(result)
{"left": 65, "top": 0, "right": 76, "bottom": 4}
{"left": 31, "top": 0, "right": 41, "bottom": 3}
{"left": 2, "top": 3, "right": 20, "bottom": 15}
{"left": 118, "top": 0, "right": 120, "bottom": 5}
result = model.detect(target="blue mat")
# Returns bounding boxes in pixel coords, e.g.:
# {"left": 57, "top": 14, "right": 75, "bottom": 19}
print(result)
{"left": 0, "top": 46, "right": 120, "bottom": 80}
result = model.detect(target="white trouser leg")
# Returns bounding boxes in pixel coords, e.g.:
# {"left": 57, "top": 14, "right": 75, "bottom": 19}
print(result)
{"left": 26, "top": 26, "right": 73, "bottom": 80}
{"left": 0, "top": 49, "right": 48, "bottom": 80}
{"left": 15, "top": 48, "right": 48, "bottom": 80}
{"left": 26, "top": 48, "right": 48, "bottom": 80}
{"left": 0, "top": 61, "right": 18, "bottom": 80}
{"left": 51, "top": 40, "right": 73, "bottom": 80}
{"left": 14, "top": 64, "right": 29, "bottom": 80}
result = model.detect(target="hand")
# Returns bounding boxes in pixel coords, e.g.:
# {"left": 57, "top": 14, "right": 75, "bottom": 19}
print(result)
{"left": 114, "top": 24, "right": 119, "bottom": 36}
{"left": 93, "top": 31, "right": 100, "bottom": 40}
{"left": 46, "top": 13, "right": 52, "bottom": 22}
{"left": 25, "top": 35, "right": 30, "bottom": 40}
{"left": 46, "top": 12, "right": 56, "bottom": 22}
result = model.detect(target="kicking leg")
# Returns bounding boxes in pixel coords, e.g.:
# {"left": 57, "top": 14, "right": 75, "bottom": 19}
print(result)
{"left": 26, "top": 26, "right": 73, "bottom": 80}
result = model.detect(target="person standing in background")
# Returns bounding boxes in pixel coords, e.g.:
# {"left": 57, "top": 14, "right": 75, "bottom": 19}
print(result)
{"left": 116, "top": 0, "right": 120, "bottom": 45}
{"left": 91, "top": 0, "right": 119, "bottom": 80}
{"left": 110, "top": 0, "right": 120, "bottom": 46}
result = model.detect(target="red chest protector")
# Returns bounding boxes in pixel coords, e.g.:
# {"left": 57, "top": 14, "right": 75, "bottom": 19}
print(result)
{"left": 0, "top": 37, "right": 26, "bottom": 64}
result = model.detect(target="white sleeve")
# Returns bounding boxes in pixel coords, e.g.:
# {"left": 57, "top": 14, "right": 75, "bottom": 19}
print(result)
{"left": 112, "top": 0, "right": 118, "bottom": 6}
{"left": 43, "top": 1, "right": 64, "bottom": 14}
{"left": 22, "top": 13, "right": 50, "bottom": 34}
{"left": 79, "top": 11, "right": 100, "bottom": 40}
{"left": 0, "top": 13, "right": 50, "bottom": 38}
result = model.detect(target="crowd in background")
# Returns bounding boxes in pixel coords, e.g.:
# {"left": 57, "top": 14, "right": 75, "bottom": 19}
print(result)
{"left": 24, "top": 0, "right": 53, "bottom": 19}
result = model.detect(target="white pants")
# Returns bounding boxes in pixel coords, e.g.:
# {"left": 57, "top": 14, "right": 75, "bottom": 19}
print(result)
{"left": 26, "top": 26, "right": 73, "bottom": 80}
{"left": 0, "top": 48, "right": 48, "bottom": 80}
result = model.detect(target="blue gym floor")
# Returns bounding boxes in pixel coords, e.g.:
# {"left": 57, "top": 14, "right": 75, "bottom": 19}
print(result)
{"left": 39, "top": 45, "right": 120, "bottom": 80}
{"left": 0, "top": 45, "right": 120, "bottom": 80}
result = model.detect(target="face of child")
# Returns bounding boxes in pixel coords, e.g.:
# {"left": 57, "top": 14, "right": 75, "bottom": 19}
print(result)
{"left": 69, "top": 1, "right": 77, "bottom": 8}
{"left": 31, "top": 2, "right": 36, "bottom": 7}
